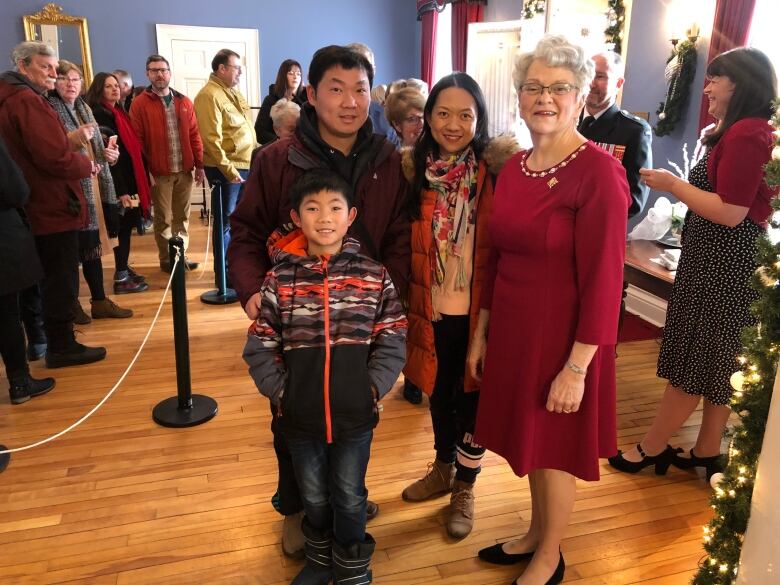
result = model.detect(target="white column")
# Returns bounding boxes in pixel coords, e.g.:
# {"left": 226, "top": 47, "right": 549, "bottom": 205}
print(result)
{"left": 737, "top": 365, "right": 780, "bottom": 584}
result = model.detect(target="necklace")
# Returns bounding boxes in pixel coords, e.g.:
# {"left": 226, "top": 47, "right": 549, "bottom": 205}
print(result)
{"left": 520, "top": 143, "right": 587, "bottom": 178}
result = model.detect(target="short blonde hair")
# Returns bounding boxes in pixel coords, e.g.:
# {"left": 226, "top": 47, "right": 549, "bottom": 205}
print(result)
{"left": 57, "top": 59, "right": 83, "bottom": 78}
{"left": 513, "top": 35, "right": 594, "bottom": 95}
{"left": 270, "top": 98, "right": 301, "bottom": 127}
{"left": 384, "top": 87, "right": 426, "bottom": 127}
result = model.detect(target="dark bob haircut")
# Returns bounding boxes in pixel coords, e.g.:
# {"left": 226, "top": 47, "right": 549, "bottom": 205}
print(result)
{"left": 289, "top": 168, "right": 353, "bottom": 213}
{"left": 307, "top": 45, "right": 373, "bottom": 91}
{"left": 85, "top": 72, "right": 122, "bottom": 111}
{"left": 703, "top": 47, "right": 777, "bottom": 146}
{"left": 410, "top": 72, "right": 490, "bottom": 217}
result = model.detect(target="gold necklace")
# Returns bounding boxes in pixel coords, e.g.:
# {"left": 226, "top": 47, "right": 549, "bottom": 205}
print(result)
{"left": 520, "top": 143, "right": 587, "bottom": 179}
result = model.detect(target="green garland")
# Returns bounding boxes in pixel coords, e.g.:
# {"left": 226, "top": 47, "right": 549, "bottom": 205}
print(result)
{"left": 654, "top": 39, "right": 697, "bottom": 137}
{"left": 693, "top": 99, "right": 780, "bottom": 585}
{"left": 522, "top": 0, "right": 545, "bottom": 20}
{"left": 604, "top": 0, "right": 626, "bottom": 54}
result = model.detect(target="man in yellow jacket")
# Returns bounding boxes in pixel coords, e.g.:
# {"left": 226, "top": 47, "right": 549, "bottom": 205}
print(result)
{"left": 194, "top": 48, "right": 256, "bottom": 289}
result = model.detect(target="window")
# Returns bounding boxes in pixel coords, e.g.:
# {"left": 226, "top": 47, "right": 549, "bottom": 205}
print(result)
{"left": 433, "top": 3, "right": 453, "bottom": 84}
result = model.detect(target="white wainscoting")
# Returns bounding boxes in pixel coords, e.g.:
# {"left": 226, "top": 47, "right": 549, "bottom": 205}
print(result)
{"left": 625, "top": 284, "right": 668, "bottom": 327}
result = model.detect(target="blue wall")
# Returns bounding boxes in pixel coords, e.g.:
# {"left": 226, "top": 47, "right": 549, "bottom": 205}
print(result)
{"left": 0, "top": 0, "right": 418, "bottom": 104}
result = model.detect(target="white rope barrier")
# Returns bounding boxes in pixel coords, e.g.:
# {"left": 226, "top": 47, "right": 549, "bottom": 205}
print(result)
{"left": 194, "top": 184, "right": 213, "bottom": 281}
{"left": 0, "top": 253, "right": 181, "bottom": 455}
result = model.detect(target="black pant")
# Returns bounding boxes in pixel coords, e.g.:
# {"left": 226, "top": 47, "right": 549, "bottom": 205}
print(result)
{"left": 114, "top": 209, "right": 138, "bottom": 274}
{"left": 429, "top": 315, "right": 484, "bottom": 484}
{"left": 19, "top": 283, "right": 45, "bottom": 344}
{"left": 270, "top": 402, "right": 303, "bottom": 516}
{"left": 34, "top": 231, "right": 79, "bottom": 351}
{"left": 77, "top": 258, "right": 106, "bottom": 301}
{"left": 0, "top": 291, "right": 28, "bottom": 380}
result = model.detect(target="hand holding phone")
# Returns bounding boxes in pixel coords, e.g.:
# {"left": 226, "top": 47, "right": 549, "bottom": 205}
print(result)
{"left": 107, "top": 135, "right": 118, "bottom": 149}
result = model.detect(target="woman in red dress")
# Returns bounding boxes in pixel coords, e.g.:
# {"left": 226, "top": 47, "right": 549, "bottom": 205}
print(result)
{"left": 468, "top": 35, "right": 629, "bottom": 584}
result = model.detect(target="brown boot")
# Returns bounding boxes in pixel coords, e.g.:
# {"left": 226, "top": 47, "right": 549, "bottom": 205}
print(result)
{"left": 91, "top": 298, "right": 133, "bottom": 319}
{"left": 447, "top": 480, "right": 475, "bottom": 538}
{"left": 73, "top": 299, "right": 92, "bottom": 325}
{"left": 402, "top": 459, "right": 455, "bottom": 502}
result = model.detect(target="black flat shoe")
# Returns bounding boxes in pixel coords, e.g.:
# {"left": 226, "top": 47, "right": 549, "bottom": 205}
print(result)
{"left": 672, "top": 448, "right": 725, "bottom": 481}
{"left": 608, "top": 444, "right": 681, "bottom": 475}
{"left": 479, "top": 541, "right": 535, "bottom": 565}
{"left": 509, "top": 552, "right": 564, "bottom": 585}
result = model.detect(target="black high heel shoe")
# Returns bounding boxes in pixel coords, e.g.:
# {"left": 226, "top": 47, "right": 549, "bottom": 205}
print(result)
{"left": 509, "top": 552, "right": 564, "bottom": 585}
{"left": 479, "top": 541, "right": 535, "bottom": 565}
{"left": 672, "top": 449, "right": 725, "bottom": 481}
{"left": 608, "top": 444, "right": 681, "bottom": 475}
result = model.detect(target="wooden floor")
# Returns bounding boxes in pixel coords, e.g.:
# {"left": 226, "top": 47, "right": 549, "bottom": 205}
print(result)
{"left": 0, "top": 217, "right": 712, "bottom": 584}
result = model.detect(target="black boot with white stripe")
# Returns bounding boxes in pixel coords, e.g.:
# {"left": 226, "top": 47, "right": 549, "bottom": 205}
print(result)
{"left": 291, "top": 517, "right": 332, "bottom": 585}
{"left": 332, "top": 533, "right": 375, "bottom": 585}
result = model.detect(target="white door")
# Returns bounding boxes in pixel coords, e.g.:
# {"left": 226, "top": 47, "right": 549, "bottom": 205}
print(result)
{"left": 155, "top": 24, "right": 260, "bottom": 118}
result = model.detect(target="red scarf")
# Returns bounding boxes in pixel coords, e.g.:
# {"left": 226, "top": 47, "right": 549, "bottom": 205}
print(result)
{"left": 103, "top": 101, "right": 150, "bottom": 213}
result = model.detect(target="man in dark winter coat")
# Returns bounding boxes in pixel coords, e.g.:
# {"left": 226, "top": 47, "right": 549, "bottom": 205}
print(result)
{"left": 229, "top": 45, "right": 410, "bottom": 561}
{"left": 0, "top": 41, "right": 106, "bottom": 369}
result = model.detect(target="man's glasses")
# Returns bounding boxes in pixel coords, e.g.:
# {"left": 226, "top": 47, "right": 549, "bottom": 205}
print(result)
{"left": 227, "top": 65, "right": 243, "bottom": 73}
{"left": 519, "top": 83, "right": 578, "bottom": 96}
{"left": 147, "top": 68, "right": 170, "bottom": 74}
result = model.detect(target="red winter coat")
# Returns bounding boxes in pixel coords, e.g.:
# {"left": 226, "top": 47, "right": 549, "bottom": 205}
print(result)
{"left": 130, "top": 87, "right": 204, "bottom": 176}
{"left": 0, "top": 72, "right": 92, "bottom": 235}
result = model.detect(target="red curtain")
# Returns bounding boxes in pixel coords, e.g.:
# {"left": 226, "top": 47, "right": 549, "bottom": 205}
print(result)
{"left": 418, "top": 1, "right": 439, "bottom": 89}
{"left": 451, "top": 1, "right": 485, "bottom": 72}
{"left": 698, "top": 0, "right": 756, "bottom": 130}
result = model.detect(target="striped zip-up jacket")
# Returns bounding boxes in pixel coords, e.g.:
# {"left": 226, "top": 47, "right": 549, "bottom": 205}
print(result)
{"left": 243, "top": 230, "right": 407, "bottom": 443}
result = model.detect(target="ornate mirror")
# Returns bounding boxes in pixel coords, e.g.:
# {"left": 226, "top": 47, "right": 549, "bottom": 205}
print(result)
{"left": 23, "top": 3, "right": 93, "bottom": 82}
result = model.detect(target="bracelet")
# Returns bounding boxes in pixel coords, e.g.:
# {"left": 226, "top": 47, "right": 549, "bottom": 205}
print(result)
{"left": 565, "top": 361, "right": 587, "bottom": 376}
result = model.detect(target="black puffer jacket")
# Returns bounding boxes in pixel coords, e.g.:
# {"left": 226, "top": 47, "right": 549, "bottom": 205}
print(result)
{"left": 253, "top": 83, "right": 306, "bottom": 145}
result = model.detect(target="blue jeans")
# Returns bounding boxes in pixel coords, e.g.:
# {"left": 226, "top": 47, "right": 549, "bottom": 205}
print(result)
{"left": 285, "top": 429, "right": 372, "bottom": 545}
{"left": 204, "top": 167, "right": 249, "bottom": 290}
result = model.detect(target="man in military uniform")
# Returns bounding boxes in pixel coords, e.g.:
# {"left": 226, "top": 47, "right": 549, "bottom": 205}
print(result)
{"left": 579, "top": 51, "right": 652, "bottom": 218}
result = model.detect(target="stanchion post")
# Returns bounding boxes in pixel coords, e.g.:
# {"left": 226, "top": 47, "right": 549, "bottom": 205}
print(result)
{"left": 201, "top": 184, "right": 239, "bottom": 305}
{"left": 153, "top": 236, "right": 218, "bottom": 428}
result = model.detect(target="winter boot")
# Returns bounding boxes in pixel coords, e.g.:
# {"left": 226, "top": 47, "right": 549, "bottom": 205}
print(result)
{"left": 73, "top": 299, "right": 92, "bottom": 325}
{"left": 282, "top": 510, "right": 306, "bottom": 559}
{"left": 446, "top": 480, "right": 475, "bottom": 538}
{"left": 91, "top": 298, "right": 133, "bottom": 319}
{"left": 402, "top": 459, "right": 455, "bottom": 501}
{"left": 291, "top": 517, "right": 332, "bottom": 585}
{"left": 9, "top": 372, "right": 56, "bottom": 404}
{"left": 332, "top": 533, "right": 376, "bottom": 585}
{"left": 46, "top": 339, "right": 106, "bottom": 369}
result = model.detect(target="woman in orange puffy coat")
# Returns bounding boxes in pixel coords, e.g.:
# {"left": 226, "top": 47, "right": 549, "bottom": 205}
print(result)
{"left": 401, "top": 72, "right": 517, "bottom": 539}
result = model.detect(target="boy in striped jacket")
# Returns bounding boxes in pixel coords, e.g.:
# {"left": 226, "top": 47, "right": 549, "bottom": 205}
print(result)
{"left": 243, "top": 168, "right": 406, "bottom": 585}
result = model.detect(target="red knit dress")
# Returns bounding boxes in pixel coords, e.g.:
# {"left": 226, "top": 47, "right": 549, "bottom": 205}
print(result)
{"left": 474, "top": 143, "right": 629, "bottom": 481}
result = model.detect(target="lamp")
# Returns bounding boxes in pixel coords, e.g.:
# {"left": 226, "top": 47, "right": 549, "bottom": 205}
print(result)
{"left": 667, "top": 1, "right": 699, "bottom": 49}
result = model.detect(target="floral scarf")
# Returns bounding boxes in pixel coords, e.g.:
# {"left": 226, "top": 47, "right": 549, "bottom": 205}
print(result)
{"left": 425, "top": 146, "right": 478, "bottom": 290}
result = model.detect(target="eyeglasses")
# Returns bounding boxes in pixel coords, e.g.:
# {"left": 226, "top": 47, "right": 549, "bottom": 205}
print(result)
{"left": 226, "top": 64, "right": 243, "bottom": 73}
{"left": 147, "top": 67, "right": 170, "bottom": 74}
{"left": 403, "top": 115, "right": 424, "bottom": 125}
{"left": 57, "top": 76, "right": 82, "bottom": 84}
{"left": 519, "top": 83, "right": 578, "bottom": 96}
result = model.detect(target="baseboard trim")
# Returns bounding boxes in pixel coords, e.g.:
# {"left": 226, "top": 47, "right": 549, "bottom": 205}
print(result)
{"left": 625, "top": 285, "right": 667, "bottom": 328}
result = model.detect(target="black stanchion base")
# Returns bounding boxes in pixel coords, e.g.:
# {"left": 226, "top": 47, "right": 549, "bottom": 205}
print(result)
{"left": 152, "top": 395, "right": 218, "bottom": 428}
{"left": 200, "top": 288, "right": 239, "bottom": 305}
{"left": 0, "top": 446, "right": 10, "bottom": 473}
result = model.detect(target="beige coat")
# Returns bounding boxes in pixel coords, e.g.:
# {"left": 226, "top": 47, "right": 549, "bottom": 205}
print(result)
{"left": 193, "top": 74, "right": 256, "bottom": 180}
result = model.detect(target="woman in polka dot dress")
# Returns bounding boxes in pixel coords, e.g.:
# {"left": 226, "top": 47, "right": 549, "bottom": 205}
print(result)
{"left": 609, "top": 47, "right": 778, "bottom": 481}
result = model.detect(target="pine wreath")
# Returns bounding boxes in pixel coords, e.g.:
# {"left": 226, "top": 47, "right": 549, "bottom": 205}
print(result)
{"left": 604, "top": 0, "right": 626, "bottom": 54}
{"left": 654, "top": 39, "right": 697, "bottom": 136}
{"left": 522, "top": 0, "right": 545, "bottom": 20}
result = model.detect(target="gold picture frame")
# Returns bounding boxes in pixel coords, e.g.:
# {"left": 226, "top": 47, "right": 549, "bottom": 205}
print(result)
{"left": 23, "top": 3, "right": 93, "bottom": 82}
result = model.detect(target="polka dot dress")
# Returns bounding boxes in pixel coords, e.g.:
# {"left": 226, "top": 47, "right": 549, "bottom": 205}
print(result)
{"left": 657, "top": 151, "right": 764, "bottom": 406}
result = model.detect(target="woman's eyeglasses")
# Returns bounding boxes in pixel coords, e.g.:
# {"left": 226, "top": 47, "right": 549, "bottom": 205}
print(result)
{"left": 519, "top": 83, "right": 578, "bottom": 96}
{"left": 57, "top": 76, "right": 82, "bottom": 85}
